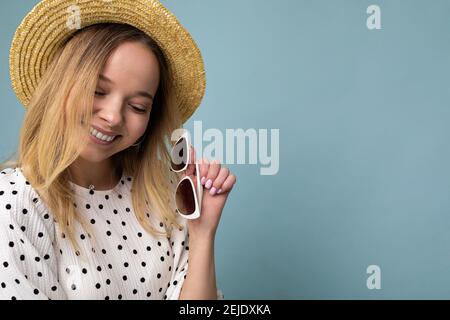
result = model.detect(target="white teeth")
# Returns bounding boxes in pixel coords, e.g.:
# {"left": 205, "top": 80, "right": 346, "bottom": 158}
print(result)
{"left": 89, "top": 127, "right": 116, "bottom": 142}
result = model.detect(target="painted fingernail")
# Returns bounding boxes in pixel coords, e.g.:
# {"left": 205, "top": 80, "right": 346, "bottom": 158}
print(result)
{"left": 210, "top": 187, "right": 217, "bottom": 196}
{"left": 205, "top": 179, "right": 213, "bottom": 189}
{"left": 201, "top": 177, "right": 206, "bottom": 185}
{"left": 217, "top": 189, "right": 223, "bottom": 194}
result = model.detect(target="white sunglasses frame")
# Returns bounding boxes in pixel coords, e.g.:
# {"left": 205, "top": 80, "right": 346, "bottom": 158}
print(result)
{"left": 169, "top": 132, "right": 203, "bottom": 220}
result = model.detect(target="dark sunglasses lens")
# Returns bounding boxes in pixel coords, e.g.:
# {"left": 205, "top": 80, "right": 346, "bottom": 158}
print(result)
{"left": 170, "top": 138, "right": 188, "bottom": 171}
{"left": 176, "top": 179, "right": 196, "bottom": 215}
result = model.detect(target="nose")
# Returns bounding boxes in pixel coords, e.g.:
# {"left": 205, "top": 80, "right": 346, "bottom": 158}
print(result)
{"left": 96, "top": 100, "right": 124, "bottom": 129}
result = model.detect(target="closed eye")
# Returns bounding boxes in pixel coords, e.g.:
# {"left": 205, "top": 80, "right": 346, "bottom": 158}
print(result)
{"left": 95, "top": 91, "right": 148, "bottom": 113}
{"left": 130, "top": 105, "right": 147, "bottom": 113}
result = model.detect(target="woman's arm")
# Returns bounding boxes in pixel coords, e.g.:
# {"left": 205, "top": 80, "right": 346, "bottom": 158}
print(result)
{"left": 178, "top": 234, "right": 217, "bottom": 300}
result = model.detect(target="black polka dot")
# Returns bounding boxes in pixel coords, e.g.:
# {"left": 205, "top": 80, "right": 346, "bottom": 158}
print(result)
{"left": 133, "top": 289, "right": 138, "bottom": 294}
{"left": 98, "top": 204, "right": 103, "bottom": 209}
{"left": 90, "top": 219, "right": 96, "bottom": 224}
{"left": 95, "top": 283, "right": 101, "bottom": 289}
{"left": 5, "top": 204, "right": 11, "bottom": 210}
{"left": 51, "top": 286, "right": 57, "bottom": 291}
{"left": 82, "top": 268, "right": 87, "bottom": 274}
{"left": 86, "top": 204, "right": 90, "bottom": 209}
{"left": 22, "top": 208, "right": 27, "bottom": 214}
{"left": 122, "top": 275, "right": 127, "bottom": 281}
{"left": 33, "top": 289, "right": 39, "bottom": 295}
{"left": 140, "top": 278, "right": 145, "bottom": 283}
{"left": 157, "top": 273, "right": 161, "bottom": 279}
{"left": 8, "top": 242, "right": 14, "bottom": 248}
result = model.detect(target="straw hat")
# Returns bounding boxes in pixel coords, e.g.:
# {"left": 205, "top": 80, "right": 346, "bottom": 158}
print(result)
{"left": 9, "top": 0, "right": 206, "bottom": 123}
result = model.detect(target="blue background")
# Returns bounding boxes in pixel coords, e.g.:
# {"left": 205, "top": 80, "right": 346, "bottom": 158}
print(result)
{"left": 2, "top": 0, "right": 450, "bottom": 299}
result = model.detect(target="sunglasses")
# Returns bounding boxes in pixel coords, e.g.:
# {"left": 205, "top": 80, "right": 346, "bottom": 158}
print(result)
{"left": 169, "top": 131, "right": 203, "bottom": 220}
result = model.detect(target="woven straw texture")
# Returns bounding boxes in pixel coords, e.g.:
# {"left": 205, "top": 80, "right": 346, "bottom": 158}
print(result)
{"left": 9, "top": 0, "right": 206, "bottom": 123}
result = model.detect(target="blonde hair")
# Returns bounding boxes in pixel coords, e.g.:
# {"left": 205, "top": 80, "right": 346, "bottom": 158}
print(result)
{"left": 1, "top": 23, "right": 184, "bottom": 252}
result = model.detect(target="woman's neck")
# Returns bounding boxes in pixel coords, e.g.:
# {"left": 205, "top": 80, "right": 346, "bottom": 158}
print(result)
{"left": 67, "top": 159, "right": 122, "bottom": 191}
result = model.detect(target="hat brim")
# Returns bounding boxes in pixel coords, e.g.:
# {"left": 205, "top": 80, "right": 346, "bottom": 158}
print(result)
{"left": 9, "top": 0, "right": 206, "bottom": 123}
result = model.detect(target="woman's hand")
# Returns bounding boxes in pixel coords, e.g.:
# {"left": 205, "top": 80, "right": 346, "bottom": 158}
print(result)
{"left": 182, "top": 146, "right": 237, "bottom": 240}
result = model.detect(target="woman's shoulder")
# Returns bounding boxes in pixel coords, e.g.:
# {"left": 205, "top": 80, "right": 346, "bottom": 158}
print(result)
{"left": 0, "top": 167, "right": 39, "bottom": 198}
{"left": 0, "top": 167, "right": 28, "bottom": 190}
{"left": 0, "top": 167, "right": 52, "bottom": 226}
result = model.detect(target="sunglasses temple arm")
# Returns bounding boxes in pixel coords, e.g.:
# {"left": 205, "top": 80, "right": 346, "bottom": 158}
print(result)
{"left": 195, "top": 163, "right": 203, "bottom": 211}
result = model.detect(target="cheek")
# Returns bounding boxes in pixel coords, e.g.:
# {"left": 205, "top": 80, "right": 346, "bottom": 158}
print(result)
{"left": 126, "top": 115, "right": 150, "bottom": 138}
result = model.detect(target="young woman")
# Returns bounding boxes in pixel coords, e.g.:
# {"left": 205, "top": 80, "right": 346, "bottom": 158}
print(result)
{"left": 0, "top": 1, "right": 236, "bottom": 300}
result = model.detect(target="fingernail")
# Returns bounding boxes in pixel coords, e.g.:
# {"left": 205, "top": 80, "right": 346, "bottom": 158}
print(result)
{"left": 205, "top": 179, "right": 213, "bottom": 189}
{"left": 217, "top": 189, "right": 222, "bottom": 194}
{"left": 201, "top": 177, "right": 206, "bottom": 185}
{"left": 210, "top": 187, "right": 217, "bottom": 196}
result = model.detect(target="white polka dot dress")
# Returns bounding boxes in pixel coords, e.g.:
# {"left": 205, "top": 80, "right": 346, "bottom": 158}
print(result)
{"left": 0, "top": 167, "right": 224, "bottom": 300}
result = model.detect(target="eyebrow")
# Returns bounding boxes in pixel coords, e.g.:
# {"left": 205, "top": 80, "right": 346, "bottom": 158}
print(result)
{"left": 99, "top": 74, "right": 154, "bottom": 101}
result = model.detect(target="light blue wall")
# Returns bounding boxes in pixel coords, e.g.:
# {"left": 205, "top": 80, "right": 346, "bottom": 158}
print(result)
{"left": 2, "top": 0, "right": 450, "bottom": 299}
